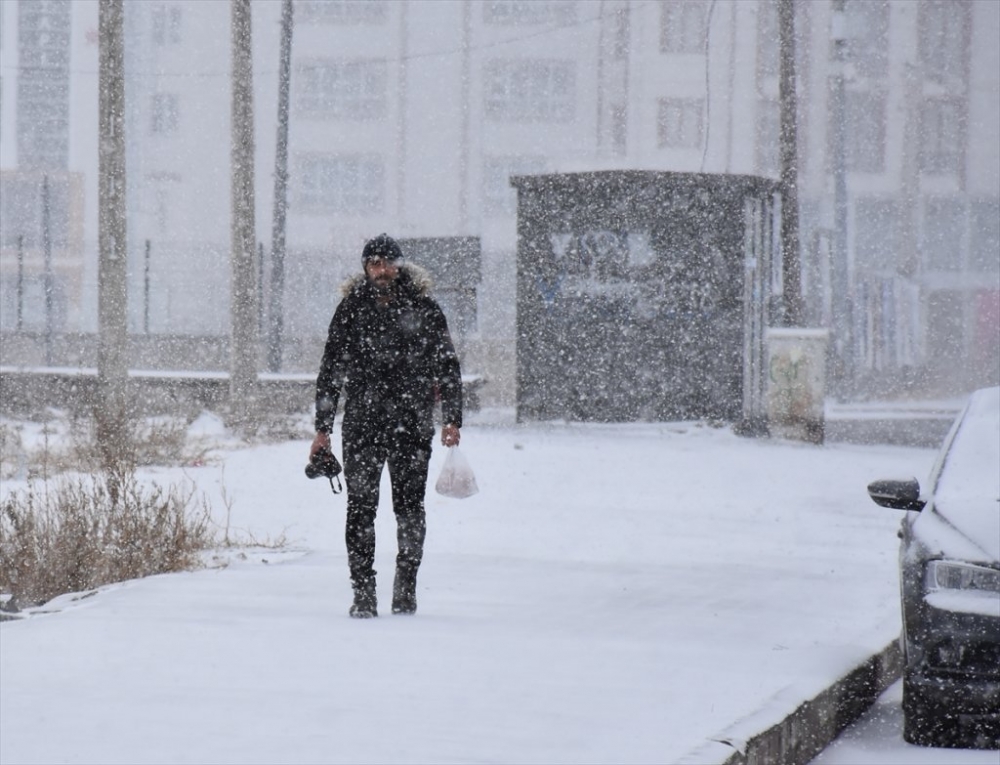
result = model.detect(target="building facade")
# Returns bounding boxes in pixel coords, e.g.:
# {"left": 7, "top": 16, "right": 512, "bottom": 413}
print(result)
{"left": 1, "top": 0, "right": 997, "bottom": 405}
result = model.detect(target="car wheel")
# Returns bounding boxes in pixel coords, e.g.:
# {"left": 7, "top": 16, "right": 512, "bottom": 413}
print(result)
{"left": 902, "top": 676, "right": 960, "bottom": 747}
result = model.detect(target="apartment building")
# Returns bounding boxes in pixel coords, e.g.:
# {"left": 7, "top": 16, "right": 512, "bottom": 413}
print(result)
{"left": 1, "top": 0, "right": 996, "bottom": 405}
{"left": 0, "top": 0, "right": 90, "bottom": 333}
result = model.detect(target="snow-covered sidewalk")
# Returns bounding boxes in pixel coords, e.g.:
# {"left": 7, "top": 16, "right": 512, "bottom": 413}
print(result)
{"left": 1, "top": 418, "right": 937, "bottom": 764}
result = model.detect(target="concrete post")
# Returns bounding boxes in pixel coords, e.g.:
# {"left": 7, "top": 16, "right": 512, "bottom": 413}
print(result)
{"left": 267, "top": 0, "right": 293, "bottom": 373}
{"left": 778, "top": 0, "right": 803, "bottom": 326}
{"left": 96, "top": 0, "right": 131, "bottom": 466}
{"left": 229, "top": 0, "right": 259, "bottom": 430}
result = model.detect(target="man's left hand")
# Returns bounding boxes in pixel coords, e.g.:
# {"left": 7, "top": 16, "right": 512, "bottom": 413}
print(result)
{"left": 441, "top": 424, "right": 460, "bottom": 447}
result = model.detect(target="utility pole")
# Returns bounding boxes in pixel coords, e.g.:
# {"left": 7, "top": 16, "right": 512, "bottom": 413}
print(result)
{"left": 230, "top": 0, "right": 259, "bottom": 430}
{"left": 267, "top": 0, "right": 293, "bottom": 373}
{"left": 16, "top": 235, "right": 24, "bottom": 331}
{"left": 42, "top": 175, "right": 54, "bottom": 365}
{"left": 97, "top": 0, "right": 130, "bottom": 468}
{"left": 778, "top": 0, "right": 802, "bottom": 326}
{"left": 830, "top": 0, "right": 853, "bottom": 394}
{"left": 144, "top": 239, "right": 151, "bottom": 334}
{"left": 458, "top": 0, "right": 472, "bottom": 232}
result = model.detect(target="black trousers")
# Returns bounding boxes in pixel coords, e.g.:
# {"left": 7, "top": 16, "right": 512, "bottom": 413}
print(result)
{"left": 342, "top": 425, "right": 431, "bottom": 588}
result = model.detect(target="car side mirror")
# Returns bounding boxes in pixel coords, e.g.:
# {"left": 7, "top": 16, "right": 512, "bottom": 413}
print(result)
{"left": 867, "top": 478, "right": 926, "bottom": 512}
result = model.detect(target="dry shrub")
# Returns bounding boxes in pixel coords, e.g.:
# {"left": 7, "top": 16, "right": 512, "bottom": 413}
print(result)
{"left": 0, "top": 422, "right": 27, "bottom": 481}
{"left": 70, "top": 413, "right": 211, "bottom": 471}
{"left": 0, "top": 413, "right": 213, "bottom": 483}
{"left": 245, "top": 411, "right": 314, "bottom": 445}
{"left": 0, "top": 464, "right": 215, "bottom": 609}
{"left": 0, "top": 416, "right": 75, "bottom": 481}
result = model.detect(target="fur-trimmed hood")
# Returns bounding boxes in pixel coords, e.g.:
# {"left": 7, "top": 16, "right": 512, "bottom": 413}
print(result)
{"left": 340, "top": 262, "right": 434, "bottom": 298}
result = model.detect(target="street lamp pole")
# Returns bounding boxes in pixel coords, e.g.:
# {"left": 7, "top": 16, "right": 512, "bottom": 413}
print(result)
{"left": 229, "top": 0, "right": 259, "bottom": 430}
{"left": 268, "top": 0, "right": 293, "bottom": 373}
{"left": 96, "top": 0, "right": 131, "bottom": 465}
{"left": 830, "top": 0, "right": 853, "bottom": 395}
{"left": 778, "top": 0, "right": 802, "bottom": 327}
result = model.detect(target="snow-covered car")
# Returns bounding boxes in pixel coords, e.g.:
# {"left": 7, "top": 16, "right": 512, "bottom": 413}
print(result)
{"left": 867, "top": 385, "right": 1000, "bottom": 749}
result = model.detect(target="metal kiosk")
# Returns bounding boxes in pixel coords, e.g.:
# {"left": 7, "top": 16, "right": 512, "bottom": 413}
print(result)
{"left": 511, "top": 170, "right": 780, "bottom": 425}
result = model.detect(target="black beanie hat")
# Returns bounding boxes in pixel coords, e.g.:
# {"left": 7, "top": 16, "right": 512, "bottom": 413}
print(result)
{"left": 362, "top": 233, "right": 402, "bottom": 264}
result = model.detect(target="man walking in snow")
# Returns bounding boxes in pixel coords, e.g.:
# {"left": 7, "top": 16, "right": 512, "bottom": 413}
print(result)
{"left": 310, "top": 233, "right": 463, "bottom": 618}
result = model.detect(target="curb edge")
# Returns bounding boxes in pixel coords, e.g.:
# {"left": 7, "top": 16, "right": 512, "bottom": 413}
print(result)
{"left": 679, "top": 639, "right": 902, "bottom": 765}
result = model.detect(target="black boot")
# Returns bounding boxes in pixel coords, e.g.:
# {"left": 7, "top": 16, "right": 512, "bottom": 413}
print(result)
{"left": 346, "top": 510, "right": 377, "bottom": 618}
{"left": 392, "top": 565, "right": 417, "bottom": 615}
{"left": 393, "top": 510, "right": 424, "bottom": 615}
{"left": 349, "top": 575, "right": 378, "bottom": 618}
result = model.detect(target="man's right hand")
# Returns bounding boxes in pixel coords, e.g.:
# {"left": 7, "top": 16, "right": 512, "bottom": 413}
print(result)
{"left": 441, "top": 423, "right": 461, "bottom": 447}
{"left": 311, "top": 431, "right": 331, "bottom": 459}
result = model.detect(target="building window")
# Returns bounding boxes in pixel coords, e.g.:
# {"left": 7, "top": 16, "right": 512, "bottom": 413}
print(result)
{"left": 296, "top": 0, "right": 388, "bottom": 25}
{"left": 844, "top": 90, "right": 886, "bottom": 173}
{"left": 611, "top": 103, "right": 627, "bottom": 155}
{"left": 919, "top": 0, "right": 970, "bottom": 83}
{"left": 920, "top": 98, "right": 963, "bottom": 176}
{"left": 293, "top": 153, "right": 384, "bottom": 214}
{"left": 146, "top": 175, "right": 181, "bottom": 233}
{"left": 295, "top": 58, "right": 387, "bottom": 120}
{"left": 612, "top": 6, "right": 630, "bottom": 59}
{"left": 660, "top": 0, "right": 708, "bottom": 54}
{"left": 844, "top": 0, "right": 888, "bottom": 79}
{"left": 969, "top": 199, "right": 1000, "bottom": 274}
{"left": 922, "top": 198, "right": 965, "bottom": 272}
{"left": 151, "top": 4, "right": 182, "bottom": 45}
{"left": 755, "top": 99, "right": 779, "bottom": 175}
{"left": 657, "top": 98, "right": 703, "bottom": 149}
{"left": 151, "top": 93, "right": 179, "bottom": 134}
{"left": 854, "top": 198, "right": 900, "bottom": 273}
{"left": 483, "top": 155, "right": 547, "bottom": 217}
{"left": 755, "top": 0, "right": 779, "bottom": 83}
{"left": 155, "top": 186, "right": 169, "bottom": 233}
{"left": 484, "top": 59, "right": 575, "bottom": 123}
{"left": 17, "top": 0, "right": 71, "bottom": 169}
{"left": 483, "top": 1, "right": 576, "bottom": 26}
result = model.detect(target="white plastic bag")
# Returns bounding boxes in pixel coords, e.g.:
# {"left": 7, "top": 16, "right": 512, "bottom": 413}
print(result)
{"left": 435, "top": 446, "right": 479, "bottom": 499}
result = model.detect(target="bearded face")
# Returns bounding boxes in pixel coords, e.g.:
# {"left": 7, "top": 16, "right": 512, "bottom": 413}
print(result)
{"left": 365, "top": 258, "right": 400, "bottom": 293}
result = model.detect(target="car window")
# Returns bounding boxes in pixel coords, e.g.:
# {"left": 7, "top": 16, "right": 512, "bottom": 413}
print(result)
{"left": 924, "top": 399, "right": 969, "bottom": 498}
{"left": 935, "top": 387, "right": 1000, "bottom": 502}
{"left": 930, "top": 387, "right": 1000, "bottom": 558}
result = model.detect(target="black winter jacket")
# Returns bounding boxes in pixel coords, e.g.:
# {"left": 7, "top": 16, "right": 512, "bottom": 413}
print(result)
{"left": 314, "top": 264, "right": 463, "bottom": 439}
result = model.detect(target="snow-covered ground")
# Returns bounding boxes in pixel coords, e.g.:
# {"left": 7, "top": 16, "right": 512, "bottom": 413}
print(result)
{"left": 811, "top": 680, "right": 997, "bottom": 765}
{"left": 0, "top": 411, "right": 989, "bottom": 764}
